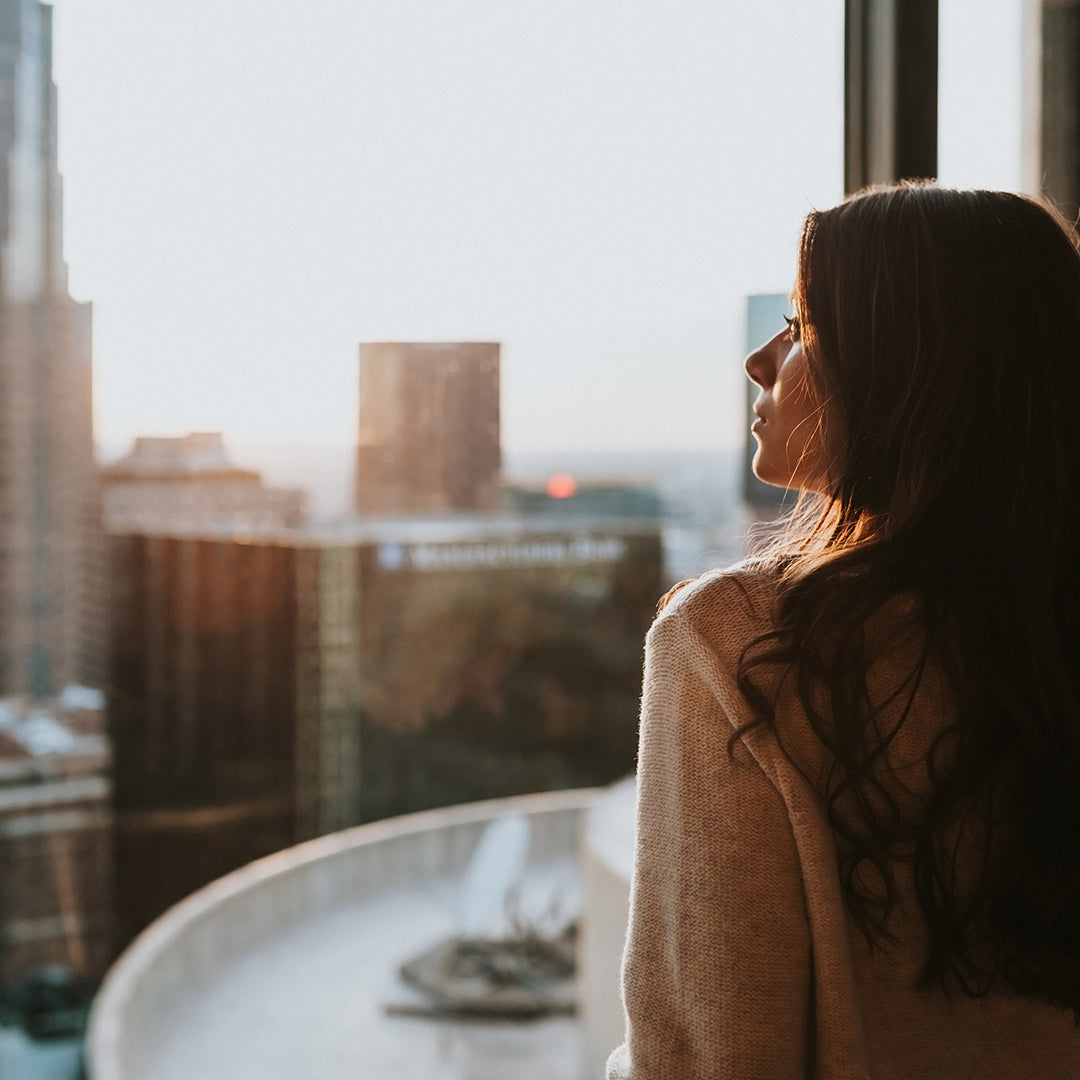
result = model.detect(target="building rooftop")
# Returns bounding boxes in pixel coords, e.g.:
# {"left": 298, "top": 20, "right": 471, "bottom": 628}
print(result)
{"left": 0, "top": 693, "right": 109, "bottom": 784}
{"left": 133, "top": 883, "right": 580, "bottom": 1079}
{"left": 106, "top": 512, "right": 660, "bottom": 546}
{"left": 87, "top": 789, "right": 619, "bottom": 1080}
{"left": 102, "top": 433, "right": 245, "bottom": 478}
{"left": 0, "top": 1025, "right": 82, "bottom": 1080}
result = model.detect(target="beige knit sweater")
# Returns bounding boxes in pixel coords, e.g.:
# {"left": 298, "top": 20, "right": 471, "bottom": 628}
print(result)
{"left": 607, "top": 563, "right": 1080, "bottom": 1080}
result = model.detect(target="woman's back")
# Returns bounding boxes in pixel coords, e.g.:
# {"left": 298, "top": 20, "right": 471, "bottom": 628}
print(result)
{"left": 611, "top": 185, "right": 1080, "bottom": 1077}
{"left": 611, "top": 564, "right": 1080, "bottom": 1079}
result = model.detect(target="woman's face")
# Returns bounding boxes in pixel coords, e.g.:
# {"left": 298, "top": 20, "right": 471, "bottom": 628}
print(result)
{"left": 744, "top": 315, "right": 831, "bottom": 493}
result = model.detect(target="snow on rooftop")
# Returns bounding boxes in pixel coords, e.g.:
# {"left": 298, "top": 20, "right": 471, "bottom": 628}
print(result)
{"left": 58, "top": 685, "right": 105, "bottom": 711}
{"left": 0, "top": 700, "right": 19, "bottom": 729}
{"left": 21, "top": 711, "right": 80, "bottom": 755}
{"left": 0, "top": 695, "right": 107, "bottom": 759}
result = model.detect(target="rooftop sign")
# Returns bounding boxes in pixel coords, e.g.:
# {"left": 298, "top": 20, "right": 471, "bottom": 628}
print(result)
{"left": 376, "top": 535, "right": 628, "bottom": 573}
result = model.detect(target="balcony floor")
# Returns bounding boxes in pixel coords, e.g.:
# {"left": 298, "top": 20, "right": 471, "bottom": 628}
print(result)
{"left": 134, "top": 867, "right": 583, "bottom": 1080}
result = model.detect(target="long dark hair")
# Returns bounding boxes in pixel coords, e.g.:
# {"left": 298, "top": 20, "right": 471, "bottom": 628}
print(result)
{"left": 739, "top": 183, "right": 1080, "bottom": 1014}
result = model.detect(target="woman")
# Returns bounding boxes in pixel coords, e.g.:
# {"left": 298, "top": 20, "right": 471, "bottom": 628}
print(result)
{"left": 608, "top": 184, "right": 1080, "bottom": 1079}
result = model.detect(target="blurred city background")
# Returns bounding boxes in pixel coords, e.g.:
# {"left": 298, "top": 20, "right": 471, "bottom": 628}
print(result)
{"left": 0, "top": 0, "right": 1064, "bottom": 1076}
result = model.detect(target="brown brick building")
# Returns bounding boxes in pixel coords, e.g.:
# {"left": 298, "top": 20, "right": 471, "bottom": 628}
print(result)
{"left": 0, "top": 776, "right": 112, "bottom": 982}
{"left": 0, "top": 692, "right": 112, "bottom": 982}
{"left": 108, "top": 521, "right": 661, "bottom": 945}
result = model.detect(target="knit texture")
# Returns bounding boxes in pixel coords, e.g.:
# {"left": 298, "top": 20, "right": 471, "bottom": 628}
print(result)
{"left": 607, "top": 563, "right": 1080, "bottom": 1079}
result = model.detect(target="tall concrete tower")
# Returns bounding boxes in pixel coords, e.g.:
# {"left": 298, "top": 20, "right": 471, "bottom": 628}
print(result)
{"left": 355, "top": 342, "right": 501, "bottom": 515}
{"left": 0, "top": 0, "right": 100, "bottom": 696}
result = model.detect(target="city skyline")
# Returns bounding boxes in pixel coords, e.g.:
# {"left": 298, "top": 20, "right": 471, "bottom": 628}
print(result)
{"left": 47, "top": 0, "right": 1022, "bottom": 457}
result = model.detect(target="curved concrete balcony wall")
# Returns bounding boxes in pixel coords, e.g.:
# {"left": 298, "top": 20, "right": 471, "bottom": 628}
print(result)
{"left": 87, "top": 788, "right": 603, "bottom": 1080}
{"left": 579, "top": 778, "right": 635, "bottom": 1079}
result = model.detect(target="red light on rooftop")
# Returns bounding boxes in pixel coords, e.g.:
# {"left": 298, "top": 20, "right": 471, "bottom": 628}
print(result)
{"left": 545, "top": 472, "right": 577, "bottom": 499}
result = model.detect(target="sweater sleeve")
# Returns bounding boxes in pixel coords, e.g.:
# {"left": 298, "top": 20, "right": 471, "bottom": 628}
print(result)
{"left": 608, "top": 602, "right": 813, "bottom": 1079}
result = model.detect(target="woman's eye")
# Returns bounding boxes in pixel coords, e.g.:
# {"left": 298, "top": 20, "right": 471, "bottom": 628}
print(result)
{"left": 784, "top": 315, "right": 801, "bottom": 342}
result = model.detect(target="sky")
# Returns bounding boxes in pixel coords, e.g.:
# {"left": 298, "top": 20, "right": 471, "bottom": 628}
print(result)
{"left": 48, "top": 0, "right": 1022, "bottom": 459}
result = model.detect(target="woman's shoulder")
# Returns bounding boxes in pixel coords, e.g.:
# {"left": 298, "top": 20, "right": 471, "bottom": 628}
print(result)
{"left": 650, "top": 558, "right": 781, "bottom": 661}
{"left": 656, "top": 557, "right": 781, "bottom": 623}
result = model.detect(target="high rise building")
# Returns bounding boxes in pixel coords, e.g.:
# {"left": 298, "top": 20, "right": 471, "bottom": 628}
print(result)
{"left": 101, "top": 432, "right": 306, "bottom": 534}
{"left": 0, "top": 0, "right": 100, "bottom": 697}
{"left": 355, "top": 342, "right": 501, "bottom": 514}
{"left": 0, "top": 705, "right": 113, "bottom": 983}
{"left": 108, "top": 520, "right": 661, "bottom": 945}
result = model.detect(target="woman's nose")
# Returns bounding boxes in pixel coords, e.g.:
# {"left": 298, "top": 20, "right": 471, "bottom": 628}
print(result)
{"left": 744, "top": 335, "right": 778, "bottom": 389}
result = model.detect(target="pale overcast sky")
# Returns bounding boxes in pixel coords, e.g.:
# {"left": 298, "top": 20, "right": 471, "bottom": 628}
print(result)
{"left": 49, "top": 0, "right": 1021, "bottom": 456}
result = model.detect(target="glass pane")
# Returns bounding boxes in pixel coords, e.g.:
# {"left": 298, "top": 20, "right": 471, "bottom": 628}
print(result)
{"left": 938, "top": 0, "right": 1025, "bottom": 189}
